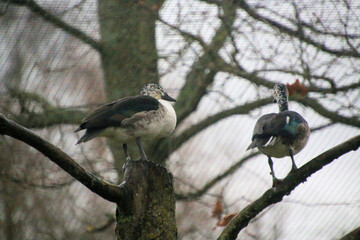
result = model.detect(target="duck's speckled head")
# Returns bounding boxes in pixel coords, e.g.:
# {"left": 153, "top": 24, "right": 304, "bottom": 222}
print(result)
{"left": 140, "top": 83, "right": 176, "bottom": 102}
{"left": 273, "top": 83, "right": 288, "bottom": 112}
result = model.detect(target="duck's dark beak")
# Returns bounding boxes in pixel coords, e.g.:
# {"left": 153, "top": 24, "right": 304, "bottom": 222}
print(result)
{"left": 162, "top": 92, "right": 176, "bottom": 102}
{"left": 273, "top": 98, "right": 277, "bottom": 103}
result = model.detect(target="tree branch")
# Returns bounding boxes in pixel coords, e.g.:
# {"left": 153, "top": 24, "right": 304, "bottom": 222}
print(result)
{"left": 173, "top": 97, "right": 272, "bottom": 148}
{"left": 0, "top": 113, "right": 126, "bottom": 203}
{"left": 339, "top": 226, "right": 360, "bottom": 240}
{"left": 151, "top": 97, "right": 273, "bottom": 163}
{"left": 214, "top": 56, "right": 360, "bottom": 94}
{"left": 3, "top": 0, "right": 102, "bottom": 52}
{"left": 12, "top": 108, "right": 84, "bottom": 129}
{"left": 0, "top": 171, "right": 75, "bottom": 189}
{"left": 2, "top": 89, "right": 92, "bottom": 128}
{"left": 176, "top": 152, "right": 259, "bottom": 201}
{"left": 175, "top": 0, "right": 237, "bottom": 124}
{"left": 233, "top": 0, "right": 360, "bottom": 58}
{"left": 251, "top": 68, "right": 360, "bottom": 93}
{"left": 298, "top": 97, "right": 360, "bottom": 128}
{"left": 218, "top": 134, "right": 360, "bottom": 240}
{"left": 160, "top": 8, "right": 359, "bottom": 98}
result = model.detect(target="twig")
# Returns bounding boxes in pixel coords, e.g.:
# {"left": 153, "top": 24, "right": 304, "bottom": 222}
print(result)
{"left": 233, "top": 0, "right": 360, "bottom": 58}
{"left": 215, "top": 56, "right": 360, "bottom": 94}
{"left": 176, "top": 152, "right": 260, "bottom": 201}
{"left": 151, "top": 97, "right": 273, "bottom": 163}
{"left": 175, "top": 0, "right": 237, "bottom": 124}
{"left": 0, "top": 172, "right": 75, "bottom": 189}
{"left": 0, "top": 0, "right": 11, "bottom": 15}
{"left": 2, "top": 0, "right": 102, "bottom": 51}
{"left": 299, "top": 97, "right": 360, "bottom": 128}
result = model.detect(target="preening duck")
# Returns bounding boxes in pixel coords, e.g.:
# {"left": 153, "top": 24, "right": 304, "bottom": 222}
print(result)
{"left": 75, "top": 83, "right": 177, "bottom": 161}
{"left": 247, "top": 83, "right": 310, "bottom": 186}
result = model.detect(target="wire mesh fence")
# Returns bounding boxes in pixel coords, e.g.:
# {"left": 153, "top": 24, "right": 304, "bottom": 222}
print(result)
{"left": 0, "top": 0, "right": 359, "bottom": 239}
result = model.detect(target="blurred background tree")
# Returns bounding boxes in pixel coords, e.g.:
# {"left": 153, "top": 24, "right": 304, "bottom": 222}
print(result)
{"left": 0, "top": 0, "right": 359, "bottom": 239}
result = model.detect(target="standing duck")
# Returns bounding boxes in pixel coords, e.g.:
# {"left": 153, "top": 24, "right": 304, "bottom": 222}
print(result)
{"left": 247, "top": 83, "right": 310, "bottom": 186}
{"left": 75, "top": 83, "right": 177, "bottom": 161}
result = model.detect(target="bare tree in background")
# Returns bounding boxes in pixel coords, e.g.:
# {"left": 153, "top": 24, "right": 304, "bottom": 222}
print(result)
{"left": 0, "top": 0, "right": 359, "bottom": 239}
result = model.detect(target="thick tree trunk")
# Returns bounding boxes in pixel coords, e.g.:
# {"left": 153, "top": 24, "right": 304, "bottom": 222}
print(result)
{"left": 97, "top": 0, "right": 162, "bottom": 99}
{"left": 97, "top": 2, "right": 177, "bottom": 238}
{"left": 115, "top": 160, "right": 177, "bottom": 240}
{"left": 97, "top": 0, "right": 165, "bottom": 175}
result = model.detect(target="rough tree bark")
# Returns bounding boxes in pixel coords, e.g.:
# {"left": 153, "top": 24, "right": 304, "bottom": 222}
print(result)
{"left": 115, "top": 160, "right": 176, "bottom": 240}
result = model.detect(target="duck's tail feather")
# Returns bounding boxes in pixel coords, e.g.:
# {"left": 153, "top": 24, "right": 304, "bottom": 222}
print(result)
{"left": 76, "top": 128, "right": 104, "bottom": 145}
{"left": 246, "top": 141, "right": 257, "bottom": 151}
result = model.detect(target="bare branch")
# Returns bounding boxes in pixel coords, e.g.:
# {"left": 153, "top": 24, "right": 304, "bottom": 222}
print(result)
{"left": 0, "top": 113, "right": 126, "bottom": 203}
{"left": 298, "top": 97, "right": 360, "bottom": 128}
{"left": 260, "top": 2, "right": 360, "bottom": 40}
{"left": 215, "top": 55, "right": 360, "bottom": 94}
{"left": 233, "top": 0, "right": 360, "bottom": 58}
{"left": 151, "top": 97, "right": 273, "bottom": 163}
{"left": 175, "top": 0, "right": 237, "bottom": 123}
{"left": 2, "top": 0, "right": 102, "bottom": 52}
{"left": 310, "top": 123, "right": 334, "bottom": 132}
{"left": 176, "top": 152, "right": 259, "bottom": 201}
{"left": 2, "top": 89, "right": 84, "bottom": 128}
{"left": 175, "top": 97, "right": 271, "bottom": 145}
{"left": 218, "top": 134, "right": 360, "bottom": 240}
{"left": 339, "top": 226, "right": 360, "bottom": 240}
{"left": 0, "top": 0, "right": 11, "bottom": 15}
{"left": 0, "top": 171, "right": 75, "bottom": 189}
{"left": 12, "top": 108, "right": 84, "bottom": 129}
{"left": 157, "top": 17, "right": 208, "bottom": 50}
{"left": 251, "top": 68, "right": 360, "bottom": 93}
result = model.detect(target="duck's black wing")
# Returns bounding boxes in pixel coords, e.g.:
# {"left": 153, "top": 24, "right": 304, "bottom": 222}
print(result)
{"left": 247, "top": 113, "right": 276, "bottom": 150}
{"left": 247, "top": 111, "right": 308, "bottom": 150}
{"left": 75, "top": 95, "right": 159, "bottom": 144}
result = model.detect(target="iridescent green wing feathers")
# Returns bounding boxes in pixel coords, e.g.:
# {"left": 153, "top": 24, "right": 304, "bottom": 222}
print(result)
{"left": 247, "top": 111, "right": 308, "bottom": 149}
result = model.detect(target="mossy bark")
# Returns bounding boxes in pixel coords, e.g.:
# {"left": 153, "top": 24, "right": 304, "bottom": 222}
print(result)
{"left": 97, "top": 0, "right": 163, "bottom": 100}
{"left": 115, "top": 160, "right": 177, "bottom": 240}
{"left": 97, "top": 0, "right": 165, "bottom": 176}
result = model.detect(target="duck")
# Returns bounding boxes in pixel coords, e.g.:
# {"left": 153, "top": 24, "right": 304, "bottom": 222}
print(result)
{"left": 247, "top": 83, "right": 310, "bottom": 186}
{"left": 75, "top": 83, "right": 177, "bottom": 161}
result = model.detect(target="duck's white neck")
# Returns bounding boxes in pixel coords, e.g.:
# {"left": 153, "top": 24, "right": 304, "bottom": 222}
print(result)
{"left": 159, "top": 99, "right": 177, "bottom": 119}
